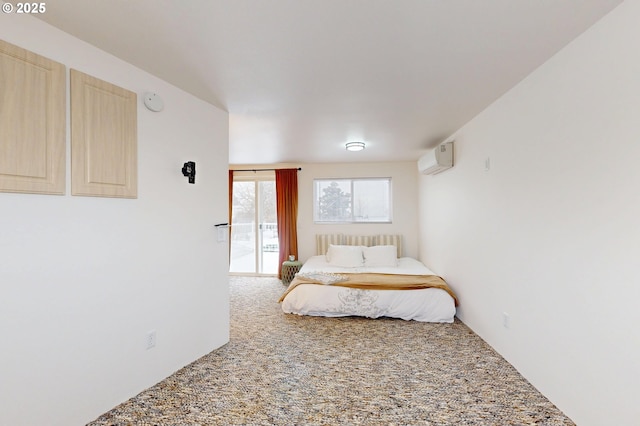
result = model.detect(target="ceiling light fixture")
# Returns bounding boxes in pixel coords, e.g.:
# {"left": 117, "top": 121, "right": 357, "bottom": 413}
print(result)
{"left": 345, "top": 141, "right": 365, "bottom": 152}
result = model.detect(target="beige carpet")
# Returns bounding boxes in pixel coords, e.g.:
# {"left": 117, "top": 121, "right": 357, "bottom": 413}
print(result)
{"left": 88, "top": 276, "right": 575, "bottom": 425}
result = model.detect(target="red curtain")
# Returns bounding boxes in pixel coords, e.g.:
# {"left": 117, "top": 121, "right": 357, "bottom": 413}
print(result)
{"left": 275, "top": 169, "right": 299, "bottom": 278}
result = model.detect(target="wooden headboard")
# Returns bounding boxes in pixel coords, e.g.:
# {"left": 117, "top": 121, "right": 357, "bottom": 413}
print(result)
{"left": 315, "top": 234, "right": 403, "bottom": 257}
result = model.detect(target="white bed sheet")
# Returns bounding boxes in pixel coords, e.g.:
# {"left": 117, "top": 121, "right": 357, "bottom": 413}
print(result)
{"left": 280, "top": 255, "right": 456, "bottom": 323}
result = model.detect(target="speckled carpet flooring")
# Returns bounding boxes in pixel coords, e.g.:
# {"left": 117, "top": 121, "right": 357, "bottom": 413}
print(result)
{"left": 88, "top": 276, "right": 574, "bottom": 425}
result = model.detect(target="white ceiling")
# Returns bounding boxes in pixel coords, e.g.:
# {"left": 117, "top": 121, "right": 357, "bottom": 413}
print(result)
{"left": 37, "top": 0, "right": 622, "bottom": 165}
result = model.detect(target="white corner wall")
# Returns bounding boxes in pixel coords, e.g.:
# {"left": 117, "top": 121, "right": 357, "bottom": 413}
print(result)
{"left": 0, "top": 16, "right": 230, "bottom": 426}
{"left": 297, "top": 162, "right": 419, "bottom": 261}
{"left": 418, "top": 1, "right": 638, "bottom": 425}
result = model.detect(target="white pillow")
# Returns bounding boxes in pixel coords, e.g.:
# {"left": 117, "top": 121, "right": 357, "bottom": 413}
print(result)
{"left": 363, "top": 245, "right": 398, "bottom": 267}
{"left": 326, "top": 245, "right": 364, "bottom": 267}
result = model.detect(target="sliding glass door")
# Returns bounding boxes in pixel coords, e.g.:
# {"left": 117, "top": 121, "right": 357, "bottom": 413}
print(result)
{"left": 229, "top": 177, "right": 279, "bottom": 275}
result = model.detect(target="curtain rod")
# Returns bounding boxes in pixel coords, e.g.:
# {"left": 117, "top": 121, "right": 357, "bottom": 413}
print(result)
{"left": 232, "top": 167, "right": 302, "bottom": 172}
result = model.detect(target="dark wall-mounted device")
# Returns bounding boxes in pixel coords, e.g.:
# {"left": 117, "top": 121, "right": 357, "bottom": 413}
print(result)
{"left": 182, "top": 161, "right": 196, "bottom": 184}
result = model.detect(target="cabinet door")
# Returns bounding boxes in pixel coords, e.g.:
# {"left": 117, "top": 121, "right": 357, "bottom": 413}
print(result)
{"left": 0, "top": 39, "right": 65, "bottom": 195}
{"left": 70, "top": 69, "right": 137, "bottom": 198}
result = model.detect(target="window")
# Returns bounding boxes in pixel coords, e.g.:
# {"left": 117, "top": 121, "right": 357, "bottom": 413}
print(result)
{"left": 313, "top": 178, "right": 391, "bottom": 223}
{"left": 230, "top": 176, "right": 279, "bottom": 275}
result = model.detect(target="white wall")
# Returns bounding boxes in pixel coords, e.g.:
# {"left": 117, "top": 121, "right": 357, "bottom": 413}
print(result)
{"left": 418, "top": 1, "right": 638, "bottom": 425}
{"left": 0, "top": 16, "right": 230, "bottom": 426}
{"left": 298, "top": 162, "right": 419, "bottom": 261}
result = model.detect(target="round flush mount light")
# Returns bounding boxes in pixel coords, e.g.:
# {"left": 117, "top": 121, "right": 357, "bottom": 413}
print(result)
{"left": 345, "top": 141, "right": 366, "bottom": 151}
{"left": 143, "top": 92, "right": 164, "bottom": 112}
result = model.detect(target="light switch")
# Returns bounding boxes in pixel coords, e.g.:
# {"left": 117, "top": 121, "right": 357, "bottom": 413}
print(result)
{"left": 217, "top": 227, "right": 227, "bottom": 243}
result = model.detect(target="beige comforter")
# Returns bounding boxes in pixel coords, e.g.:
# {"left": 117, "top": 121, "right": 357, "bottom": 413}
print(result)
{"left": 279, "top": 273, "right": 458, "bottom": 306}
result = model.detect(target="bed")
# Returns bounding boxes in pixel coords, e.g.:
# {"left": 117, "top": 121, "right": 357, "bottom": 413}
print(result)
{"left": 279, "top": 234, "right": 458, "bottom": 323}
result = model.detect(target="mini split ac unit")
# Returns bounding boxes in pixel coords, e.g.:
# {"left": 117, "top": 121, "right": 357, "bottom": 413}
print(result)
{"left": 418, "top": 141, "right": 454, "bottom": 175}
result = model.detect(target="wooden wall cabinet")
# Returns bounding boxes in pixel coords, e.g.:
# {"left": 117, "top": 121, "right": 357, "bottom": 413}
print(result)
{"left": 0, "top": 39, "right": 66, "bottom": 195}
{"left": 70, "top": 69, "right": 137, "bottom": 198}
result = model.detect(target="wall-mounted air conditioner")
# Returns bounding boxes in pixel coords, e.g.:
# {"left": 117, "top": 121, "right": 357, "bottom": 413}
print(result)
{"left": 418, "top": 141, "right": 454, "bottom": 175}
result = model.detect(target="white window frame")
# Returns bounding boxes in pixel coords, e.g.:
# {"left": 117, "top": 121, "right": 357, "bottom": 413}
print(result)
{"left": 313, "top": 177, "right": 392, "bottom": 224}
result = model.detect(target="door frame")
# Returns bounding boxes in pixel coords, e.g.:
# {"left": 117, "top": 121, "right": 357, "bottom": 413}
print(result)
{"left": 229, "top": 173, "right": 278, "bottom": 276}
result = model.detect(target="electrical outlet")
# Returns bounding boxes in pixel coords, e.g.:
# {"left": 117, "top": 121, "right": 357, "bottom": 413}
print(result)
{"left": 146, "top": 330, "right": 156, "bottom": 349}
{"left": 502, "top": 312, "right": 511, "bottom": 329}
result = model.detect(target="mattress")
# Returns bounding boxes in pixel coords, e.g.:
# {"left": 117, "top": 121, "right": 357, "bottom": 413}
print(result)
{"left": 280, "top": 255, "right": 456, "bottom": 323}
